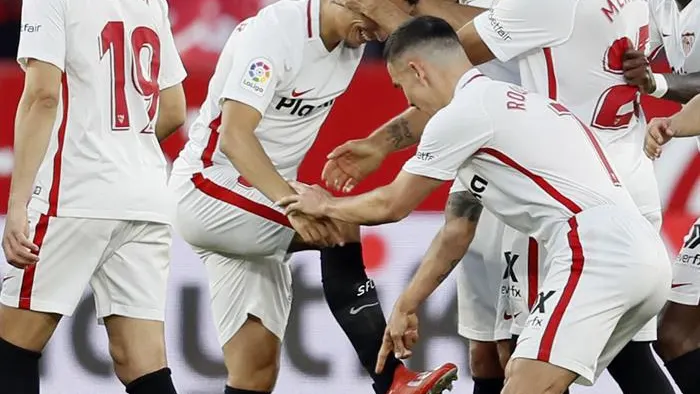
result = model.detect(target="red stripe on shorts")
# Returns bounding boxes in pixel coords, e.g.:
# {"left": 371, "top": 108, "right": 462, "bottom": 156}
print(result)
{"left": 527, "top": 237, "right": 539, "bottom": 310}
{"left": 19, "top": 214, "right": 51, "bottom": 310}
{"left": 191, "top": 173, "right": 291, "bottom": 228}
{"left": 537, "top": 216, "right": 585, "bottom": 361}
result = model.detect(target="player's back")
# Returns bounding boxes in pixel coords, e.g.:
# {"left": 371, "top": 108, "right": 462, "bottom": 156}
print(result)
{"left": 18, "top": 0, "right": 185, "bottom": 223}
{"left": 451, "top": 73, "right": 638, "bottom": 243}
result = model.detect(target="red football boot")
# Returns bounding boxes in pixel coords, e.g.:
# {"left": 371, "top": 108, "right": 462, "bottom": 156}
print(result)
{"left": 387, "top": 363, "right": 458, "bottom": 394}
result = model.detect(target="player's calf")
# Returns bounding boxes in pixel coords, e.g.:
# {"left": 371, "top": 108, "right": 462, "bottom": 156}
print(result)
{"left": 655, "top": 302, "right": 700, "bottom": 393}
{"left": 607, "top": 341, "right": 675, "bottom": 394}
{"left": 502, "top": 359, "right": 575, "bottom": 394}
{"left": 469, "top": 340, "right": 505, "bottom": 394}
{"left": 0, "top": 305, "right": 61, "bottom": 394}
{"left": 222, "top": 316, "right": 280, "bottom": 394}
{"left": 104, "top": 316, "right": 176, "bottom": 394}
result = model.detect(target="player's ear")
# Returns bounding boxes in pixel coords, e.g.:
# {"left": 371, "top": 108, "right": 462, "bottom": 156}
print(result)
{"left": 407, "top": 61, "right": 426, "bottom": 85}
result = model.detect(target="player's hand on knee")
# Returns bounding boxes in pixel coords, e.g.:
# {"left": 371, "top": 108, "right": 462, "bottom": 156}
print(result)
{"left": 2, "top": 207, "right": 39, "bottom": 268}
{"left": 645, "top": 117, "right": 674, "bottom": 159}
{"left": 322, "top": 139, "right": 385, "bottom": 193}
{"left": 622, "top": 48, "right": 654, "bottom": 94}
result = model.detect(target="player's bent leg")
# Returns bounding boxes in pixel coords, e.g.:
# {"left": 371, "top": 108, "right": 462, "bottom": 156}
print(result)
{"left": 104, "top": 316, "right": 175, "bottom": 393}
{"left": 502, "top": 358, "right": 576, "bottom": 394}
{"left": 223, "top": 315, "right": 281, "bottom": 393}
{"left": 469, "top": 340, "right": 505, "bottom": 394}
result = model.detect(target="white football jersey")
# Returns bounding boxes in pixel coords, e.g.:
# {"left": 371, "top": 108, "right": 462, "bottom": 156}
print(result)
{"left": 648, "top": 0, "right": 700, "bottom": 148}
{"left": 472, "top": 0, "right": 659, "bottom": 216}
{"left": 172, "top": 0, "right": 364, "bottom": 181}
{"left": 404, "top": 70, "right": 638, "bottom": 244}
{"left": 17, "top": 0, "right": 186, "bottom": 224}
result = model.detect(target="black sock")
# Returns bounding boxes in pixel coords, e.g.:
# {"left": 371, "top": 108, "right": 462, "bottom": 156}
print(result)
{"left": 320, "top": 243, "right": 401, "bottom": 394}
{"left": 665, "top": 347, "right": 700, "bottom": 394}
{"left": 472, "top": 377, "right": 504, "bottom": 394}
{"left": 125, "top": 367, "right": 177, "bottom": 394}
{"left": 607, "top": 341, "right": 674, "bottom": 394}
{"left": 224, "top": 387, "right": 270, "bottom": 394}
{"left": 0, "top": 336, "right": 41, "bottom": 394}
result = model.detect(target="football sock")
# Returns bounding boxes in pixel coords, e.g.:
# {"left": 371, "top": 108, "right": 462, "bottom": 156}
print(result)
{"left": 125, "top": 367, "right": 177, "bottom": 394}
{"left": 320, "top": 243, "right": 401, "bottom": 394}
{"left": 0, "top": 336, "right": 41, "bottom": 394}
{"left": 224, "top": 387, "right": 270, "bottom": 394}
{"left": 607, "top": 341, "right": 674, "bottom": 394}
{"left": 665, "top": 347, "right": 700, "bottom": 394}
{"left": 472, "top": 377, "right": 504, "bottom": 394}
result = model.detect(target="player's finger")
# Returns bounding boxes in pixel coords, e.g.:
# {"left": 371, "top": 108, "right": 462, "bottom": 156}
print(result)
{"left": 321, "top": 160, "right": 337, "bottom": 183}
{"left": 375, "top": 330, "right": 394, "bottom": 374}
{"left": 622, "top": 56, "right": 648, "bottom": 71}
{"left": 325, "top": 220, "right": 345, "bottom": 246}
{"left": 16, "top": 234, "right": 39, "bottom": 252}
{"left": 276, "top": 195, "right": 299, "bottom": 207}
{"left": 390, "top": 330, "right": 409, "bottom": 359}
{"left": 342, "top": 178, "right": 357, "bottom": 193}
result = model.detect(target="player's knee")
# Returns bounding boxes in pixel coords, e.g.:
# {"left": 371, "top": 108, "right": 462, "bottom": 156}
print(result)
{"left": 469, "top": 340, "right": 503, "bottom": 377}
{"left": 0, "top": 306, "right": 60, "bottom": 353}
{"left": 503, "top": 358, "right": 573, "bottom": 394}
{"left": 496, "top": 338, "right": 515, "bottom": 370}
{"left": 223, "top": 315, "right": 281, "bottom": 391}
{"left": 656, "top": 303, "right": 700, "bottom": 360}
{"left": 104, "top": 316, "right": 167, "bottom": 385}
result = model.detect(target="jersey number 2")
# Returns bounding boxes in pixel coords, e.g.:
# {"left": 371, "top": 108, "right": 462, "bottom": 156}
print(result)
{"left": 100, "top": 21, "right": 161, "bottom": 132}
{"left": 591, "top": 25, "right": 649, "bottom": 130}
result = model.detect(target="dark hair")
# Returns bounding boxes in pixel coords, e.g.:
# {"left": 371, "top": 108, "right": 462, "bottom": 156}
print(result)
{"left": 383, "top": 16, "right": 460, "bottom": 61}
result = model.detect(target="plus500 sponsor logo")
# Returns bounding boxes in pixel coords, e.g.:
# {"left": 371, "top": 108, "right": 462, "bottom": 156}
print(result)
{"left": 275, "top": 97, "right": 335, "bottom": 117}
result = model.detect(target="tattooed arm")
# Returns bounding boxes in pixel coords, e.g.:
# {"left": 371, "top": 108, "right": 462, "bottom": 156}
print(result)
{"left": 395, "top": 190, "right": 483, "bottom": 313}
{"left": 367, "top": 107, "right": 432, "bottom": 154}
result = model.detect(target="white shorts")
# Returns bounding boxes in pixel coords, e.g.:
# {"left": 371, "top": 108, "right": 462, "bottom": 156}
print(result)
{"left": 457, "top": 208, "right": 511, "bottom": 342}
{"left": 1, "top": 210, "right": 171, "bottom": 322}
{"left": 511, "top": 206, "right": 671, "bottom": 385}
{"left": 669, "top": 217, "right": 700, "bottom": 305}
{"left": 496, "top": 226, "right": 546, "bottom": 337}
{"left": 170, "top": 166, "right": 295, "bottom": 344}
{"left": 499, "top": 211, "right": 661, "bottom": 342}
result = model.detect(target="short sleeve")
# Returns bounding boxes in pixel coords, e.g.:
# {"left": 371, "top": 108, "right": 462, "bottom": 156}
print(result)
{"left": 17, "top": 0, "right": 66, "bottom": 71}
{"left": 157, "top": 0, "right": 187, "bottom": 89}
{"left": 219, "top": 21, "right": 289, "bottom": 116}
{"left": 472, "top": 0, "right": 578, "bottom": 62}
{"left": 402, "top": 99, "right": 493, "bottom": 181}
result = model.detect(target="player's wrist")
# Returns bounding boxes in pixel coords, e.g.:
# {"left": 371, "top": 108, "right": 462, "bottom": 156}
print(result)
{"left": 650, "top": 73, "right": 668, "bottom": 98}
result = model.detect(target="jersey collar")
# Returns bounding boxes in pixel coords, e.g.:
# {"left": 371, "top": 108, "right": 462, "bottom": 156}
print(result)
{"left": 455, "top": 68, "right": 486, "bottom": 95}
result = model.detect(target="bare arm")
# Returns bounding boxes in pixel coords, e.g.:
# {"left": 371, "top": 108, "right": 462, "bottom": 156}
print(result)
{"left": 659, "top": 72, "right": 700, "bottom": 104}
{"left": 367, "top": 107, "right": 432, "bottom": 156}
{"left": 9, "top": 60, "right": 62, "bottom": 210}
{"left": 155, "top": 83, "right": 186, "bottom": 142}
{"left": 668, "top": 94, "right": 700, "bottom": 137}
{"left": 319, "top": 171, "right": 444, "bottom": 225}
{"left": 218, "top": 100, "right": 296, "bottom": 202}
{"left": 414, "top": 0, "right": 486, "bottom": 31}
{"left": 396, "top": 191, "right": 482, "bottom": 313}
{"left": 456, "top": 21, "right": 497, "bottom": 65}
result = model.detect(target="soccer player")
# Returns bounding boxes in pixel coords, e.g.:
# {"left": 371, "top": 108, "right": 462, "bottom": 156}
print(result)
{"left": 277, "top": 16, "right": 672, "bottom": 394}
{"left": 168, "top": 1, "right": 456, "bottom": 393}
{"left": 0, "top": 0, "right": 187, "bottom": 393}
{"left": 620, "top": 1, "right": 700, "bottom": 391}
{"left": 323, "top": 0, "right": 676, "bottom": 392}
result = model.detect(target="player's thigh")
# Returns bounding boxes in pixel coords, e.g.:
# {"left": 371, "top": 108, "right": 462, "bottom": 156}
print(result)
{"left": 668, "top": 218, "right": 700, "bottom": 306}
{"left": 512, "top": 209, "right": 670, "bottom": 385}
{"left": 0, "top": 212, "right": 114, "bottom": 349}
{"left": 172, "top": 172, "right": 295, "bottom": 258}
{"left": 457, "top": 210, "right": 506, "bottom": 342}
{"left": 201, "top": 250, "right": 292, "bottom": 348}
{"left": 499, "top": 226, "right": 543, "bottom": 337}
{"left": 90, "top": 222, "right": 171, "bottom": 323}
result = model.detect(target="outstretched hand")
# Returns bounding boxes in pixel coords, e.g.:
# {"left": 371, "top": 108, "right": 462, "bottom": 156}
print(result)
{"left": 375, "top": 310, "right": 420, "bottom": 374}
{"left": 644, "top": 117, "right": 675, "bottom": 159}
{"left": 277, "top": 182, "right": 333, "bottom": 218}
{"left": 321, "top": 138, "right": 386, "bottom": 193}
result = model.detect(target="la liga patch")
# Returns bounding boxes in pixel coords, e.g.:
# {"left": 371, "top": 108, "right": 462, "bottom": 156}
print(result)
{"left": 241, "top": 58, "right": 273, "bottom": 96}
